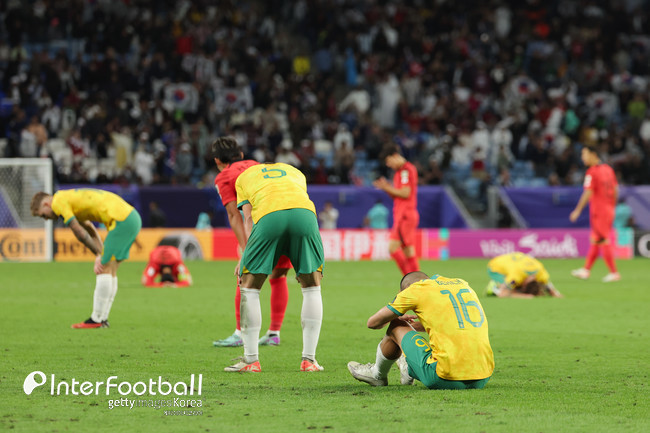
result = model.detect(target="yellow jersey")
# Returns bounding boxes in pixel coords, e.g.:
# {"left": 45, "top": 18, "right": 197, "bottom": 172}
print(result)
{"left": 487, "top": 252, "right": 550, "bottom": 288}
{"left": 235, "top": 163, "right": 316, "bottom": 224}
{"left": 51, "top": 189, "right": 134, "bottom": 231}
{"left": 388, "top": 276, "right": 494, "bottom": 381}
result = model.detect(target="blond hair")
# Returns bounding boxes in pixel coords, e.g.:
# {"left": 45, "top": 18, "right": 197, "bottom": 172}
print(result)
{"left": 30, "top": 191, "right": 51, "bottom": 216}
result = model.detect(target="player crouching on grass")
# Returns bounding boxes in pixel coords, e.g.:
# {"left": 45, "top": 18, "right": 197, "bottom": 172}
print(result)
{"left": 142, "top": 245, "right": 193, "bottom": 288}
{"left": 31, "top": 189, "right": 141, "bottom": 329}
{"left": 486, "top": 252, "right": 562, "bottom": 298}
{"left": 348, "top": 271, "right": 494, "bottom": 389}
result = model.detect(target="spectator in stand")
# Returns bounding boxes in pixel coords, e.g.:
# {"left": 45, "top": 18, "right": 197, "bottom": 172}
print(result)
{"left": 2, "top": 0, "right": 650, "bottom": 216}
{"left": 318, "top": 201, "right": 339, "bottom": 230}
{"left": 148, "top": 201, "right": 167, "bottom": 228}
{"left": 364, "top": 200, "right": 389, "bottom": 229}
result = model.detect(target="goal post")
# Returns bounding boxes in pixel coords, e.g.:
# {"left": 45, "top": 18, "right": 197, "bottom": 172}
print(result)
{"left": 0, "top": 158, "right": 54, "bottom": 262}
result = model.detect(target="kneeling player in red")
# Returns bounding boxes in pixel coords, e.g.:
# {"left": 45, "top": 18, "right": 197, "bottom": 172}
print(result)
{"left": 141, "top": 245, "right": 192, "bottom": 288}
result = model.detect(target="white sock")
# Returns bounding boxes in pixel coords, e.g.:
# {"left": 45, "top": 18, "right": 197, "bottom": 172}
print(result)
{"left": 91, "top": 274, "right": 113, "bottom": 323}
{"left": 371, "top": 342, "right": 396, "bottom": 379}
{"left": 100, "top": 276, "right": 118, "bottom": 322}
{"left": 266, "top": 330, "right": 280, "bottom": 336}
{"left": 234, "top": 329, "right": 242, "bottom": 337}
{"left": 240, "top": 288, "right": 261, "bottom": 363}
{"left": 300, "top": 286, "right": 323, "bottom": 360}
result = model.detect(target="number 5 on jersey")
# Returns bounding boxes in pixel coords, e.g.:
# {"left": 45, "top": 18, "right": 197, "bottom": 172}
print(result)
{"left": 262, "top": 167, "right": 287, "bottom": 178}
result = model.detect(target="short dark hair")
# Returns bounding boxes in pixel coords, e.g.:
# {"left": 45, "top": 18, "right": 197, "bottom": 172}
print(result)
{"left": 399, "top": 271, "right": 429, "bottom": 291}
{"left": 379, "top": 144, "right": 401, "bottom": 161}
{"left": 160, "top": 265, "right": 175, "bottom": 283}
{"left": 582, "top": 145, "right": 599, "bottom": 155}
{"left": 211, "top": 136, "right": 243, "bottom": 164}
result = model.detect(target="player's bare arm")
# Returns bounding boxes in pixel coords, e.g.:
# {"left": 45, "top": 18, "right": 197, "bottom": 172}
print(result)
{"left": 233, "top": 203, "right": 254, "bottom": 279}
{"left": 225, "top": 201, "right": 247, "bottom": 249}
{"left": 570, "top": 189, "right": 593, "bottom": 222}
{"left": 241, "top": 203, "right": 253, "bottom": 239}
{"left": 399, "top": 314, "right": 424, "bottom": 331}
{"left": 547, "top": 282, "right": 563, "bottom": 298}
{"left": 82, "top": 220, "right": 103, "bottom": 253}
{"left": 367, "top": 306, "right": 399, "bottom": 329}
{"left": 372, "top": 177, "right": 411, "bottom": 199}
{"left": 69, "top": 219, "right": 102, "bottom": 256}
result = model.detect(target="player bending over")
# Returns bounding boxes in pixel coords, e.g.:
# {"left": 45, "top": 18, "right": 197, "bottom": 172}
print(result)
{"left": 31, "top": 189, "right": 141, "bottom": 328}
{"left": 212, "top": 136, "right": 291, "bottom": 347}
{"left": 225, "top": 162, "right": 324, "bottom": 373}
{"left": 348, "top": 271, "right": 494, "bottom": 389}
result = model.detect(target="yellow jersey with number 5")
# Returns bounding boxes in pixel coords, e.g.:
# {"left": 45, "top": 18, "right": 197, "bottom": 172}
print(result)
{"left": 51, "top": 188, "right": 134, "bottom": 231}
{"left": 235, "top": 163, "right": 316, "bottom": 224}
{"left": 387, "top": 275, "right": 494, "bottom": 381}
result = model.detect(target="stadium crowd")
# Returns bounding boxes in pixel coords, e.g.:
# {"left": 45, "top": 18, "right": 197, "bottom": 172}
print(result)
{"left": 1, "top": 0, "right": 650, "bottom": 211}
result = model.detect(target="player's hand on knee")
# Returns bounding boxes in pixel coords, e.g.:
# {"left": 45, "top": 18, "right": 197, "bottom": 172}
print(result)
{"left": 93, "top": 256, "right": 104, "bottom": 275}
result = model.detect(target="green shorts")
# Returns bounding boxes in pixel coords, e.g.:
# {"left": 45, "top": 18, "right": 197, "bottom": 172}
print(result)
{"left": 487, "top": 267, "right": 506, "bottom": 284}
{"left": 102, "top": 210, "right": 142, "bottom": 264}
{"left": 240, "top": 208, "right": 324, "bottom": 276}
{"left": 401, "top": 331, "right": 491, "bottom": 390}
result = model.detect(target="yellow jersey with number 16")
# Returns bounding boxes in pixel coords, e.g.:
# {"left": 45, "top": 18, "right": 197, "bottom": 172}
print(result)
{"left": 235, "top": 163, "right": 316, "bottom": 224}
{"left": 387, "top": 275, "right": 494, "bottom": 381}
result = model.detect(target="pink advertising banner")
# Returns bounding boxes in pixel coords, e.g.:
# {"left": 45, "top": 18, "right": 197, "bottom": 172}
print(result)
{"left": 436, "top": 228, "right": 633, "bottom": 259}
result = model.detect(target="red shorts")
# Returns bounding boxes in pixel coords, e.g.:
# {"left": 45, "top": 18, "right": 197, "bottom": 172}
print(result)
{"left": 275, "top": 255, "right": 292, "bottom": 269}
{"left": 390, "top": 212, "right": 420, "bottom": 247}
{"left": 590, "top": 217, "right": 613, "bottom": 243}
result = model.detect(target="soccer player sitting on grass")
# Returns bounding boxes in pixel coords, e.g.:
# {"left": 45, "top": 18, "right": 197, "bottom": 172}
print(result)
{"left": 347, "top": 271, "right": 494, "bottom": 389}
{"left": 486, "top": 252, "right": 562, "bottom": 298}
{"left": 31, "top": 189, "right": 141, "bottom": 329}
{"left": 141, "top": 245, "right": 192, "bottom": 288}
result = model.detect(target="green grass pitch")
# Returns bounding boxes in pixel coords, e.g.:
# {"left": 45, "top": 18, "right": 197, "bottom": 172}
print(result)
{"left": 1, "top": 258, "right": 649, "bottom": 432}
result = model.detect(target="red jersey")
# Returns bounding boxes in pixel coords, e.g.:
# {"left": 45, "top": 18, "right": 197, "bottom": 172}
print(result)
{"left": 142, "top": 246, "right": 191, "bottom": 287}
{"left": 392, "top": 161, "right": 418, "bottom": 219}
{"left": 584, "top": 164, "right": 617, "bottom": 220}
{"left": 214, "top": 160, "right": 258, "bottom": 205}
